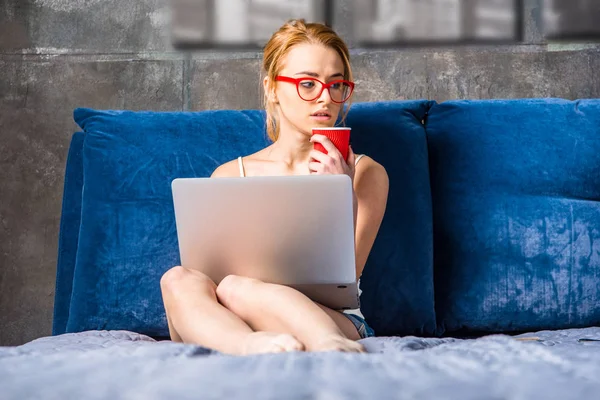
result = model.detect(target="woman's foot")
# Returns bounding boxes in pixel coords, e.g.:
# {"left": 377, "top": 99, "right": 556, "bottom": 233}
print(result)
{"left": 310, "top": 333, "right": 367, "bottom": 353}
{"left": 242, "top": 332, "right": 305, "bottom": 355}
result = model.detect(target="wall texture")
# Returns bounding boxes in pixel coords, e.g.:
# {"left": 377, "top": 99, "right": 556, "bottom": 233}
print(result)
{"left": 1, "top": 0, "right": 599, "bottom": 346}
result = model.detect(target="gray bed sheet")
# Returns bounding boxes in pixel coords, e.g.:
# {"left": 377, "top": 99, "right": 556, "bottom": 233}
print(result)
{"left": 1, "top": 327, "right": 600, "bottom": 399}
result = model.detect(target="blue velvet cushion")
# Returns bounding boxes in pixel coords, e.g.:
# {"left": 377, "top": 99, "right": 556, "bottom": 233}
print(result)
{"left": 64, "top": 101, "right": 436, "bottom": 337}
{"left": 66, "top": 109, "right": 270, "bottom": 336}
{"left": 345, "top": 101, "right": 436, "bottom": 336}
{"left": 425, "top": 99, "right": 600, "bottom": 335}
{"left": 53, "top": 132, "right": 85, "bottom": 336}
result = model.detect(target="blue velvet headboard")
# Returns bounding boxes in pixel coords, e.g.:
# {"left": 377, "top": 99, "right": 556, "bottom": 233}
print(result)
{"left": 53, "top": 101, "right": 437, "bottom": 338}
{"left": 54, "top": 98, "right": 600, "bottom": 339}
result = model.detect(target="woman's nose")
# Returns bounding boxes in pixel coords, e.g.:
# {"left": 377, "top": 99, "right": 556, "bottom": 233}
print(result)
{"left": 317, "top": 87, "right": 333, "bottom": 103}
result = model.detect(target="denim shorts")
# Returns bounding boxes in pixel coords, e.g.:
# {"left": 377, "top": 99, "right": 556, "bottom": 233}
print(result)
{"left": 344, "top": 313, "right": 376, "bottom": 339}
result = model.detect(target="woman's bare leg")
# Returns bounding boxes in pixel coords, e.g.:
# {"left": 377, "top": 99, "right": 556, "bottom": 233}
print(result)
{"left": 160, "top": 266, "right": 304, "bottom": 355}
{"left": 216, "top": 275, "right": 366, "bottom": 353}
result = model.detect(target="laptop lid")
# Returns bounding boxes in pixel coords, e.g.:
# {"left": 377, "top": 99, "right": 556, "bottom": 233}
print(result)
{"left": 171, "top": 175, "right": 357, "bottom": 286}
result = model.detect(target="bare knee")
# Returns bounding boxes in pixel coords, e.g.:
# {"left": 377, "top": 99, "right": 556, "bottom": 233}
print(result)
{"left": 160, "top": 266, "right": 217, "bottom": 299}
{"left": 216, "top": 274, "right": 261, "bottom": 312}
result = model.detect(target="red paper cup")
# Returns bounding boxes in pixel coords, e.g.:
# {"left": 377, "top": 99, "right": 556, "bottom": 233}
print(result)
{"left": 312, "top": 127, "right": 351, "bottom": 161}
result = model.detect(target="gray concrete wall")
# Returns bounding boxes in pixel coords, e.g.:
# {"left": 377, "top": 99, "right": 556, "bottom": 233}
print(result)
{"left": 1, "top": 0, "right": 599, "bottom": 346}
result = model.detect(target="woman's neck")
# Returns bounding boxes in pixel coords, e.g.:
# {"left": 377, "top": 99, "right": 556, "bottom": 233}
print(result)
{"left": 268, "top": 127, "right": 313, "bottom": 167}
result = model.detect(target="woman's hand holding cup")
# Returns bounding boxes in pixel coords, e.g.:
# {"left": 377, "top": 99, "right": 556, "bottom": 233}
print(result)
{"left": 309, "top": 131, "right": 355, "bottom": 182}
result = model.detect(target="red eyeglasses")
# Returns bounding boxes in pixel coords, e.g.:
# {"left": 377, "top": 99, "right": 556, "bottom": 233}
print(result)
{"left": 275, "top": 76, "right": 355, "bottom": 103}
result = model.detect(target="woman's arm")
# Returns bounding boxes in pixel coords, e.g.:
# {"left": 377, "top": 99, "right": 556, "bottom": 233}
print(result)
{"left": 308, "top": 136, "right": 390, "bottom": 280}
{"left": 352, "top": 157, "right": 389, "bottom": 280}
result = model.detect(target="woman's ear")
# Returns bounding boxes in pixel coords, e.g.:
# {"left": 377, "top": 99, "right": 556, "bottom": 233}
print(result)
{"left": 263, "top": 76, "right": 278, "bottom": 104}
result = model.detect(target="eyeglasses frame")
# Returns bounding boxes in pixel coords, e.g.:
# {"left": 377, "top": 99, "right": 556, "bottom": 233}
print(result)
{"left": 274, "top": 75, "right": 355, "bottom": 103}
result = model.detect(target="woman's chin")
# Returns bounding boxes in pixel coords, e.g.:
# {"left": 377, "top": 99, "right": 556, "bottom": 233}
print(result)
{"left": 308, "top": 119, "right": 336, "bottom": 129}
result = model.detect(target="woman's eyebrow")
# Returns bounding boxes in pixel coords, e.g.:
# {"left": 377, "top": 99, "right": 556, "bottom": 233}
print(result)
{"left": 294, "top": 71, "right": 344, "bottom": 79}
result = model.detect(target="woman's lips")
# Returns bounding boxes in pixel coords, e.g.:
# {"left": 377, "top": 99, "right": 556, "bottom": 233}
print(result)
{"left": 310, "top": 114, "right": 332, "bottom": 121}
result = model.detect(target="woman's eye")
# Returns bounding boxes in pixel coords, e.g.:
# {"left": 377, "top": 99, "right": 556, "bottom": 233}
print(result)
{"left": 300, "top": 81, "right": 315, "bottom": 88}
{"left": 330, "top": 82, "right": 341, "bottom": 90}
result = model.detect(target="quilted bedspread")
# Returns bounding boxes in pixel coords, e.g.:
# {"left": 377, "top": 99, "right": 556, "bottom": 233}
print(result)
{"left": 1, "top": 327, "right": 600, "bottom": 399}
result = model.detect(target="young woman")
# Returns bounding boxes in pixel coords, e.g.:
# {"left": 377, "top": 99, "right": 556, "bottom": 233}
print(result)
{"left": 161, "top": 19, "right": 389, "bottom": 355}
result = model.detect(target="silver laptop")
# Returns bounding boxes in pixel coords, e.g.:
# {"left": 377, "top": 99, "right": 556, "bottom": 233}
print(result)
{"left": 171, "top": 174, "right": 360, "bottom": 310}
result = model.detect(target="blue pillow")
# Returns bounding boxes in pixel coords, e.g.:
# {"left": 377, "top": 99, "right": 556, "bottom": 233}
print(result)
{"left": 66, "top": 101, "right": 436, "bottom": 337}
{"left": 67, "top": 108, "right": 269, "bottom": 336}
{"left": 53, "top": 132, "right": 85, "bottom": 336}
{"left": 346, "top": 101, "right": 436, "bottom": 336}
{"left": 425, "top": 99, "right": 600, "bottom": 335}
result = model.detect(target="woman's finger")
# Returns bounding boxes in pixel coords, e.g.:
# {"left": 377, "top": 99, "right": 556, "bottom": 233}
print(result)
{"left": 309, "top": 149, "right": 330, "bottom": 164}
{"left": 347, "top": 145, "right": 355, "bottom": 167}
{"left": 310, "top": 134, "right": 342, "bottom": 159}
{"left": 308, "top": 161, "right": 325, "bottom": 174}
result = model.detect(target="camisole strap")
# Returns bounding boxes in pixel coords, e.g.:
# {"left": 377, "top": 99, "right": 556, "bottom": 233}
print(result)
{"left": 354, "top": 154, "right": 365, "bottom": 166}
{"left": 237, "top": 156, "right": 245, "bottom": 177}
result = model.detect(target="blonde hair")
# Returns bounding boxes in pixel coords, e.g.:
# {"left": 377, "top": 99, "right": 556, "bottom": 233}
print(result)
{"left": 262, "top": 19, "right": 353, "bottom": 142}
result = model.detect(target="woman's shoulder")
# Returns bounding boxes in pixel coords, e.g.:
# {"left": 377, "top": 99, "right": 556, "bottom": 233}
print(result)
{"left": 355, "top": 155, "right": 387, "bottom": 176}
{"left": 210, "top": 150, "right": 269, "bottom": 178}
{"left": 211, "top": 157, "right": 243, "bottom": 178}
{"left": 354, "top": 155, "right": 389, "bottom": 192}
{"left": 211, "top": 147, "right": 275, "bottom": 178}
